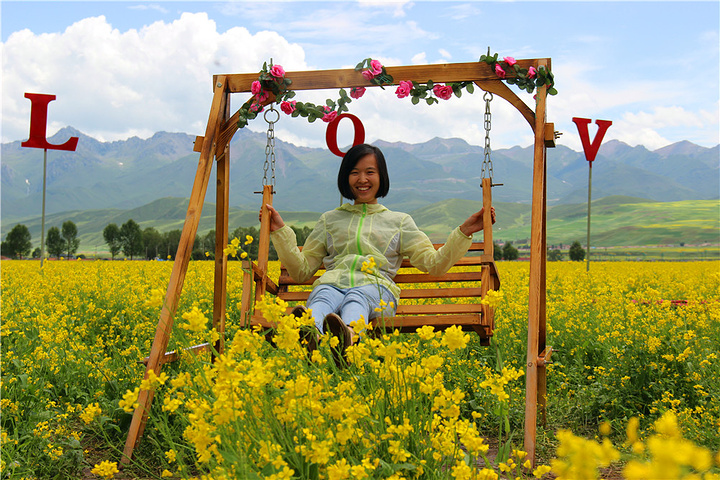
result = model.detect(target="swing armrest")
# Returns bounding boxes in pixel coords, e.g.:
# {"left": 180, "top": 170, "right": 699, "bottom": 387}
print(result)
{"left": 249, "top": 261, "right": 279, "bottom": 295}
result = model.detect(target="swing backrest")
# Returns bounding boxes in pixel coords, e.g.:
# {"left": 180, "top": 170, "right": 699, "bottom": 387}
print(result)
{"left": 274, "top": 241, "right": 499, "bottom": 344}
{"left": 243, "top": 177, "right": 500, "bottom": 345}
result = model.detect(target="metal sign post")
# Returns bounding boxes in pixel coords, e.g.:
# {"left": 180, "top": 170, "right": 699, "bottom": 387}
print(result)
{"left": 572, "top": 117, "right": 612, "bottom": 271}
{"left": 21, "top": 93, "right": 79, "bottom": 266}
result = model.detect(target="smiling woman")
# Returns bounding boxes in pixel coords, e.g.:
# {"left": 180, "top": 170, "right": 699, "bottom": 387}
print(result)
{"left": 265, "top": 143, "right": 495, "bottom": 343}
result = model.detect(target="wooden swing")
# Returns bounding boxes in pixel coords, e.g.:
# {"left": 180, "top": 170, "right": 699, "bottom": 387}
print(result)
{"left": 240, "top": 119, "right": 499, "bottom": 344}
{"left": 122, "top": 59, "right": 556, "bottom": 466}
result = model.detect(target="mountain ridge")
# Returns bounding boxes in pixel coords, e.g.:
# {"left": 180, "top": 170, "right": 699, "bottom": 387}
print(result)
{"left": 2, "top": 128, "right": 718, "bottom": 227}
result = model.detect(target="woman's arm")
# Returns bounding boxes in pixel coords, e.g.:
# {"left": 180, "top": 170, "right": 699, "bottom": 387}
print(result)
{"left": 268, "top": 207, "right": 326, "bottom": 283}
{"left": 459, "top": 207, "right": 496, "bottom": 236}
{"left": 401, "top": 207, "right": 496, "bottom": 276}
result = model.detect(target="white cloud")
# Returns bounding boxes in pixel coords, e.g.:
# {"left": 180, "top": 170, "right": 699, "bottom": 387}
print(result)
{"left": 128, "top": 4, "right": 169, "bottom": 14}
{"left": 444, "top": 3, "right": 483, "bottom": 21}
{"left": 2, "top": 13, "right": 308, "bottom": 142}
{"left": 411, "top": 52, "right": 427, "bottom": 65}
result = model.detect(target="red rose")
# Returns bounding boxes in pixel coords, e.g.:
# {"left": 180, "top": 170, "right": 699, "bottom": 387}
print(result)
{"left": 322, "top": 110, "right": 338, "bottom": 123}
{"left": 280, "top": 101, "right": 296, "bottom": 115}
{"left": 433, "top": 84, "right": 453, "bottom": 100}
{"left": 350, "top": 87, "right": 366, "bottom": 99}
{"left": 395, "top": 81, "right": 413, "bottom": 99}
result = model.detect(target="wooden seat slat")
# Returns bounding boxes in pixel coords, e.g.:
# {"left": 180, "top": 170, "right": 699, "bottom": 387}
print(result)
{"left": 279, "top": 286, "right": 484, "bottom": 303}
{"left": 371, "top": 313, "right": 484, "bottom": 329}
{"left": 278, "top": 291, "right": 312, "bottom": 302}
{"left": 399, "top": 257, "right": 487, "bottom": 268}
{"left": 393, "top": 271, "right": 483, "bottom": 284}
{"left": 279, "top": 270, "right": 484, "bottom": 287}
{"left": 395, "top": 303, "right": 483, "bottom": 314}
{"left": 250, "top": 313, "right": 489, "bottom": 332}
{"left": 399, "top": 287, "right": 484, "bottom": 298}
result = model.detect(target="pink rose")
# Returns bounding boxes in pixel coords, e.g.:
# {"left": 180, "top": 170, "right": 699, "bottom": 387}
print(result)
{"left": 494, "top": 64, "right": 506, "bottom": 79}
{"left": 528, "top": 66, "right": 537, "bottom": 79}
{"left": 280, "top": 100, "right": 296, "bottom": 115}
{"left": 255, "top": 91, "right": 269, "bottom": 105}
{"left": 249, "top": 102, "right": 263, "bottom": 113}
{"left": 503, "top": 56, "right": 517, "bottom": 67}
{"left": 395, "top": 80, "right": 413, "bottom": 99}
{"left": 362, "top": 69, "right": 375, "bottom": 81}
{"left": 269, "top": 64, "right": 285, "bottom": 78}
{"left": 322, "top": 110, "right": 338, "bottom": 123}
{"left": 251, "top": 80, "right": 262, "bottom": 95}
{"left": 433, "top": 84, "right": 453, "bottom": 100}
{"left": 350, "top": 87, "right": 366, "bottom": 99}
{"left": 369, "top": 59, "right": 383, "bottom": 76}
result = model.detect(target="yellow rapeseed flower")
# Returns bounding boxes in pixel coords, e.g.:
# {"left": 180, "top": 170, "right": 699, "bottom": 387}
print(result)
{"left": 91, "top": 460, "right": 119, "bottom": 479}
{"left": 119, "top": 387, "right": 139, "bottom": 413}
{"left": 79, "top": 402, "right": 102, "bottom": 424}
{"left": 181, "top": 306, "right": 208, "bottom": 332}
{"left": 440, "top": 325, "right": 469, "bottom": 351}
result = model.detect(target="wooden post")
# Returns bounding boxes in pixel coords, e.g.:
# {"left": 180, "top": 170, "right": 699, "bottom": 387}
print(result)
{"left": 480, "top": 177, "right": 494, "bottom": 330}
{"left": 212, "top": 92, "right": 231, "bottom": 359}
{"left": 254, "top": 185, "right": 274, "bottom": 304}
{"left": 524, "top": 61, "right": 549, "bottom": 465}
{"left": 121, "top": 76, "right": 228, "bottom": 464}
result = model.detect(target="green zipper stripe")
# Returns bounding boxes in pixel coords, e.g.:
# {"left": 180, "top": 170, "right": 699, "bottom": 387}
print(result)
{"left": 356, "top": 203, "right": 367, "bottom": 255}
{"left": 350, "top": 203, "right": 368, "bottom": 288}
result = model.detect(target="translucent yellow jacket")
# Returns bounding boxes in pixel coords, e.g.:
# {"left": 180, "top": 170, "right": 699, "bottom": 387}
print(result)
{"left": 270, "top": 202, "right": 472, "bottom": 302}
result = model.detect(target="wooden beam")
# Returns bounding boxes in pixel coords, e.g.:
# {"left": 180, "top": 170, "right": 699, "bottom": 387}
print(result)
{"left": 122, "top": 76, "right": 228, "bottom": 464}
{"left": 218, "top": 60, "right": 550, "bottom": 93}
{"left": 254, "top": 186, "right": 273, "bottom": 305}
{"left": 524, "top": 60, "right": 549, "bottom": 466}
{"left": 212, "top": 92, "right": 231, "bottom": 360}
{"left": 475, "top": 79, "right": 536, "bottom": 130}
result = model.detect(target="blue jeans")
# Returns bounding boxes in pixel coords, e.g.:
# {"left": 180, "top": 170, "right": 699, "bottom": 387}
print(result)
{"left": 306, "top": 284, "right": 397, "bottom": 333}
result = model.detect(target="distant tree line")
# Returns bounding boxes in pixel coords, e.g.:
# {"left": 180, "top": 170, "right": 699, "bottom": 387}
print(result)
{"left": 1, "top": 221, "right": 81, "bottom": 259}
{"left": 100, "top": 221, "right": 314, "bottom": 261}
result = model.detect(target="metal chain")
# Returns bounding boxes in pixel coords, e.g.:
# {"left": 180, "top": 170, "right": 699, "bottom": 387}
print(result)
{"left": 262, "top": 104, "right": 279, "bottom": 187}
{"left": 481, "top": 91, "right": 494, "bottom": 181}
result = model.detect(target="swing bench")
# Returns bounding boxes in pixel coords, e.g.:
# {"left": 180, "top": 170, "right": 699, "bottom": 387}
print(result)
{"left": 123, "top": 60, "right": 555, "bottom": 466}
{"left": 240, "top": 178, "right": 500, "bottom": 345}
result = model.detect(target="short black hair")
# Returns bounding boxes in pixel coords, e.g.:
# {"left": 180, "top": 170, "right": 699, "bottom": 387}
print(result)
{"left": 337, "top": 144, "right": 390, "bottom": 200}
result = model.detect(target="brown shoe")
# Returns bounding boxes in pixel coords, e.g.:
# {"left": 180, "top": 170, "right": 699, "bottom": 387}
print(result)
{"left": 291, "top": 305, "right": 318, "bottom": 353}
{"left": 324, "top": 313, "right": 353, "bottom": 367}
{"left": 290, "top": 305, "right": 308, "bottom": 317}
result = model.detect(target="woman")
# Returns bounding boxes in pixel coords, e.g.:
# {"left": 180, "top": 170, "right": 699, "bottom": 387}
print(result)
{"left": 264, "top": 144, "right": 495, "bottom": 358}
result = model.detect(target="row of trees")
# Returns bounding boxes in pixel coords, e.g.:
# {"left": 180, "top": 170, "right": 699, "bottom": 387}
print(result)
{"left": 492, "top": 240, "right": 585, "bottom": 262}
{"left": 1, "top": 221, "right": 80, "bottom": 259}
{"left": 103, "top": 220, "right": 185, "bottom": 260}
{"left": 100, "top": 221, "right": 312, "bottom": 261}
{"left": 4, "top": 220, "right": 586, "bottom": 262}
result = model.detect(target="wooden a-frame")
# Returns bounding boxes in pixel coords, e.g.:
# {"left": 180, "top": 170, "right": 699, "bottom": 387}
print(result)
{"left": 122, "top": 59, "right": 556, "bottom": 465}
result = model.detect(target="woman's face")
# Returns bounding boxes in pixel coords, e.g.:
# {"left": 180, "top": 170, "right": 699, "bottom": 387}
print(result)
{"left": 349, "top": 153, "right": 380, "bottom": 204}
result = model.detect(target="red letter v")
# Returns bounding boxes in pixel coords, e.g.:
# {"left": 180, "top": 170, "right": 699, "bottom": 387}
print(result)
{"left": 572, "top": 117, "right": 612, "bottom": 163}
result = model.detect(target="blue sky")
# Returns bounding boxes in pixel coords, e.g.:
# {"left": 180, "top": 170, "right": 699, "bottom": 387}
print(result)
{"left": 2, "top": 1, "right": 718, "bottom": 152}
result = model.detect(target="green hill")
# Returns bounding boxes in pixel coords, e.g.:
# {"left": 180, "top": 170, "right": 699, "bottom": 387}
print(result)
{"left": 4, "top": 195, "right": 718, "bottom": 255}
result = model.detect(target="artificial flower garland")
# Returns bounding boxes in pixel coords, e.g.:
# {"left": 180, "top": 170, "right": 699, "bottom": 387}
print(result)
{"left": 236, "top": 52, "right": 556, "bottom": 129}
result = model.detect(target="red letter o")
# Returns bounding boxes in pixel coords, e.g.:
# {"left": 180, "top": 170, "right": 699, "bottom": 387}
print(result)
{"left": 325, "top": 114, "right": 366, "bottom": 157}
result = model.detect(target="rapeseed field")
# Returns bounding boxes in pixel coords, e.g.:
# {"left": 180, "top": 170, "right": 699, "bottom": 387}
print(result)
{"left": 1, "top": 260, "right": 718, "bottom": 479}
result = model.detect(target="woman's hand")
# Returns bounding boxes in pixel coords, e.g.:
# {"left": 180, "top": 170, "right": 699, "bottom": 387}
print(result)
{"left": 459, "top": 207, "right": 496, "bottom": 237}
{"left": 260, "top": 204, "right": 285, "bottom": 232}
